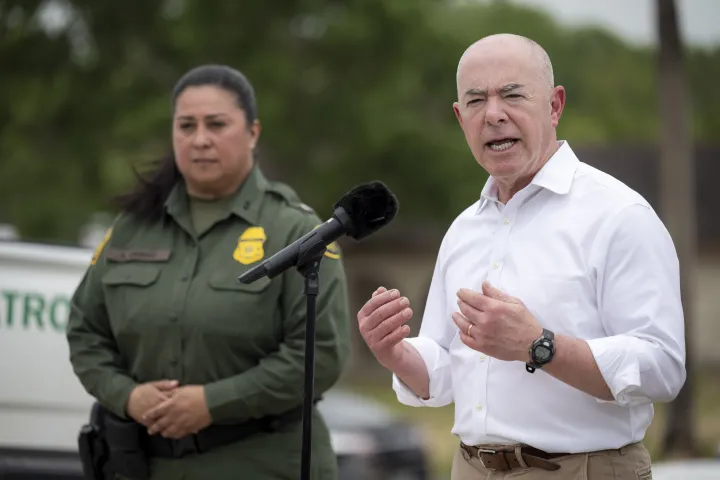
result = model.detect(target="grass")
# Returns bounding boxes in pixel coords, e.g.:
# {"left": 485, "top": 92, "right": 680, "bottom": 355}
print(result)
{"left": 339, "top": 367, "right": 720, "bottom": 479}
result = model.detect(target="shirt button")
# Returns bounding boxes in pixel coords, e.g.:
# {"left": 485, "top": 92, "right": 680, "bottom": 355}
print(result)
{"left": 476, "top": 404, "right": 484, "bottom": 411}
{"left": 478, "top": 355, "right": 486, "bottom": 362}
{"left": 169, "top": 359, "right": 178, "bottom": 366}
{"left": 503, "top": 217, "right": 510, "bottom": 225}
{"left": 492, "top": 262, "right": 500, "bottom": 269}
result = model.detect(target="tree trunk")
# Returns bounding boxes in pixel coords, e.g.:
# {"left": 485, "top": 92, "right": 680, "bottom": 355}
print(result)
{"left": 656, "top": 0, "right": 699, "bottom": 459}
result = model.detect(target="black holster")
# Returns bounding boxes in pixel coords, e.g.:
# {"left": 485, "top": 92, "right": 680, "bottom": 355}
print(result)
{"left": 77, "top": 402, "right": 150, "bottom": 480}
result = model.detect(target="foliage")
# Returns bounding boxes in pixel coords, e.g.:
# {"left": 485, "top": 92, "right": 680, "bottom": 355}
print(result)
{"left": 0, "top": 0, "right": 718, "bottom": 243}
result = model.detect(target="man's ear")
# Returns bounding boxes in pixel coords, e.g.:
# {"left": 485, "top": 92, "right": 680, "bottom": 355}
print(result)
{"left": 453, "top": 102, "right": 463, "bottom": 127}
{"left": 550, "top": 86, "right": 565, "bottom": 127}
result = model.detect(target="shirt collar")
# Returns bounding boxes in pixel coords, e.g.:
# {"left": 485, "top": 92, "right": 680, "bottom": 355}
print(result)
{"left": 164, "top": 162, "right": 268, "bottom": 226}
{"left": 476, "top": 140, "right": 578, "bottom": 214}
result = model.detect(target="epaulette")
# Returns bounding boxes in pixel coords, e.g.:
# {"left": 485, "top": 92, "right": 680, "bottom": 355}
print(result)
{"left": 266, "top": 181, "right": 317, "bottom": 216}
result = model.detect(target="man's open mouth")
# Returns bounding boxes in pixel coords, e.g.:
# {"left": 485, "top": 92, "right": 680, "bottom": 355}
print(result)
{"left": 485, "top": 138, "right": 519, "bottom": 152}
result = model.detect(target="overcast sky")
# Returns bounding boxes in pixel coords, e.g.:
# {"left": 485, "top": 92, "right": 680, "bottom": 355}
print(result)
{"left": 506, "top": 0, "right": 720, "bottom": 47}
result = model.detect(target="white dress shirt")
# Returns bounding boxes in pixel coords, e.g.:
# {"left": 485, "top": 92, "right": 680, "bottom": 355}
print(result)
{"left": 392, "top": 141, "right": 686, "bottom": 453}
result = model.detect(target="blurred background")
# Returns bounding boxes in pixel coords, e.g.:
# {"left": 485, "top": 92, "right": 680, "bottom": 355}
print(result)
{"left": 1, "top": 0, "right": 719, "bottom": 478}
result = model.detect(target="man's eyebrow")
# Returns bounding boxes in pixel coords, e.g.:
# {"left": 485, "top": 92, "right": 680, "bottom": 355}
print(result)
{"left": 463, "top": 84, "right": 524, "bottom": 98}
{"left": 499, "top": 83, "right": 524, "bottom": 93}
{"left": 464, "top": 88, "right": 487, "bottom": 98}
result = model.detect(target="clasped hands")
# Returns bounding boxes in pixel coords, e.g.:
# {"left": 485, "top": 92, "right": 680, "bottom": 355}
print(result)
{"left": 453, "top": 280, "right": 543, "bottom": 362}
{"left": 125, "top": 380, "right": 212, "bottom": 439}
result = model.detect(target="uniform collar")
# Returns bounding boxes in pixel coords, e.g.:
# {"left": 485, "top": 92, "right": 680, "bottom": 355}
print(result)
{"left": 227, "top": 163, "right": 268, "bottom": 225}
{"left": 165, "top": 162, "right": 268, "bottom": 226}
{"left": 476, "top": 140, "right": 578, "bottom": 213}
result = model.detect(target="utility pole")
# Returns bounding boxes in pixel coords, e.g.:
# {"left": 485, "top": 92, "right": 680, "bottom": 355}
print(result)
{"left": 656, "top": 0, "right": 699, "bottom": 458}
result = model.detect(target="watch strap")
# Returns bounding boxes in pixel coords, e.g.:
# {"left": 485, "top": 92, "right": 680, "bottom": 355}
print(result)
{"left": 526, "top": 328, "right": 555, "bottom": 373}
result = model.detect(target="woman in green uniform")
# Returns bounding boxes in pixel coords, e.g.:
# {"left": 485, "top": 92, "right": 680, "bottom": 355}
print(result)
{"left": 66, "top": 64, "right": 351, "bottom": 480}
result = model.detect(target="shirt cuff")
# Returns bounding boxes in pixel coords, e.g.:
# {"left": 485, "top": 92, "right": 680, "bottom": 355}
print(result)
{"left": 586, "top": 335, "right": 645, "bottom": 406}
{"left": 105, "top": 375, "right": 138, "bottom": 419}
{"left": 204, "top": 376, "right": 250, "bottom": 423}
{"left": 392, "top": 337, "right": 452, "bottom": 407}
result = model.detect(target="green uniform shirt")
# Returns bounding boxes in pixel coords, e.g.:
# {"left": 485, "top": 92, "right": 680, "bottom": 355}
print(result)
{"left": 66, "top": 165, "right": 351, "bottom": 479}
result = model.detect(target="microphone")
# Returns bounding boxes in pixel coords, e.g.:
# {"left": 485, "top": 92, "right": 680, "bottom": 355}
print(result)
{"left": 238, "top": 181, "right": 398, "bottom": 284}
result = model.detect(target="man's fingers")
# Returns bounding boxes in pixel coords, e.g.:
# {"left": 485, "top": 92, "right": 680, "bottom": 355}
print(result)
{"left": 368, "top": 306, "right": 413, "bottom": 345}
{"left": 452, "top": 312, "right": 477, "bottom": 346}
{"left": 452, "top": 311, "right": 471, "bottom": 334}
{"left": 457, "top": 288, "right": 493, "bottom": 311}
{"left": 481, "top": 280, "right": 518, "bottom": 303}
{"left": 457, "top": 299, "right": 479, "bottom": 320}
{"left": 372, "top": 286, "right": 387, "bottom": 298}
{"left": 375, "top": 324, "right": 411, "bottom": 351}
{"left": 359, "top": 289, "right": 401, "bottom": 318}
{"left": 363, "top": 296, "right": 410, "bottom": 332}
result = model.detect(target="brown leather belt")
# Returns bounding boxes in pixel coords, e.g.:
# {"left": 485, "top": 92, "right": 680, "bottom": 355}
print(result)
{"left": 461, "top": 443, "right": 570, "bottom": 471}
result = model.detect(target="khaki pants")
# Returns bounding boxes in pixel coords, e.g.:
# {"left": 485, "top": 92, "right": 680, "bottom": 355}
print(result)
{"left": 451, "top": 441, "right": 653, "bottom": 480}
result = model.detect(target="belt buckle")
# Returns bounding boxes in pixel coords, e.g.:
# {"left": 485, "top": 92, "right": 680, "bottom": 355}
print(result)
{"left": 476, "top": 448, "right": 497, "bottom": 469}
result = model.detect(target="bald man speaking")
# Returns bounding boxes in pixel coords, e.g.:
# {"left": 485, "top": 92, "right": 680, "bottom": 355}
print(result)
{"left": 356, "top": 34, "right": 685, "bottom": 479}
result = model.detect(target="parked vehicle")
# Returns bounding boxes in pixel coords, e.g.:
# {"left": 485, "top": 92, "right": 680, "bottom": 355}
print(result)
{"left": 0, "top": 240, "right": 431, "bottom": 479}
{"left": 652, "top": 459, "right": 720, "bottom": 480}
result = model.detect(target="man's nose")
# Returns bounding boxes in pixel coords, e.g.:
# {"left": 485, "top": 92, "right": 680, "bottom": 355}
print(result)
{"left": 485, "top": 97, "right": 509, "bottom": 126}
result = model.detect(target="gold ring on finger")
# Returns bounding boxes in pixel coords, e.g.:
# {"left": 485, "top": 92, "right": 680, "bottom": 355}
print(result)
{"left": 467, "top": 324, "right": 473, "bottom": 336}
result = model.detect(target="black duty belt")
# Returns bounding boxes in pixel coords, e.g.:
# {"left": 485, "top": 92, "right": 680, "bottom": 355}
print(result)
{"left": 146, "top": 405, "right": 305, "bottom": 458}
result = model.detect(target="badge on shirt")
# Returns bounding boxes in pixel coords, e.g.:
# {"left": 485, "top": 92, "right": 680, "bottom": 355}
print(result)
{"left": 234, "top": 226, "right": 267, "bottom": 265}
{"left": 313, "top": 224, "right": 341, "bottom": 260}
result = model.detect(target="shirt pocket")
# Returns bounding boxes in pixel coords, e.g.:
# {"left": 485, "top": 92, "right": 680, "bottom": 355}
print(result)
{"left": 101, "top": 264, "right": 162, "bottom": 333}
{"left": 205, "top": 271, "right": 277, "bottom": 340}
{"left": 517, "top": 275, "right": 590, "bottom": 337}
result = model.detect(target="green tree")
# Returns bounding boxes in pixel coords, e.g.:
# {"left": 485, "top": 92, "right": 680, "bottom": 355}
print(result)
{"left": 0, "top": 0, "right": 718, "bottom": 244}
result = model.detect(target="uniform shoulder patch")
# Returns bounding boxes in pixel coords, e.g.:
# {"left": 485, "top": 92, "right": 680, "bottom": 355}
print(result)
{"left": 234, "top": 226, "right": 267, "bottom": 265}
{"left": 90, "top": 227, "right": 113, "bottom": 265}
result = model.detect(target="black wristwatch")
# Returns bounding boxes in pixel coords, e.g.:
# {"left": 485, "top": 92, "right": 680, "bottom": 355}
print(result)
{"left": 526, "top": 328, "right": 555, "bottom": 373}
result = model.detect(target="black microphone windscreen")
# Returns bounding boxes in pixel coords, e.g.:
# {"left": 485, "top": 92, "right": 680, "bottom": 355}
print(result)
{"left": 333, "top": 181, "right": 398, "bottom": 240}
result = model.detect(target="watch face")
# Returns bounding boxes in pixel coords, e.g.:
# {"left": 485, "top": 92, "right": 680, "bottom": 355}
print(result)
{"left": 535, "top": 345, "right": 552, "bottom": 362}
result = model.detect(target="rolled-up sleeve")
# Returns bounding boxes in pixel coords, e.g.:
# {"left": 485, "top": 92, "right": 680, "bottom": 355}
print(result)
{"left": 587, "top": 204, "right": 686, "bottom": 407}
{"left": 392, "top": 235, "right": 455, "bottom": 407}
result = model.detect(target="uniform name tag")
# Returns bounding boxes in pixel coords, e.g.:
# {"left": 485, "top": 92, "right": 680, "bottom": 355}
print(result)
{"left": 106, "top": 248, "right": 172, "bottom": 262}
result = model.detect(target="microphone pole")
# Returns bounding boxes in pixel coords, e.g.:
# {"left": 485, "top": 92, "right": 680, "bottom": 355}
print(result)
{"left": 299, "top": 258, "right": 320, "bottom": 480}
{"left": 238, "top": 181, "right": 398, "bottom": 480}
{"left": 295, "top": 234, "right": 328, "bottom": 480}
{"left": 239, "top": 224, "right": 332, "bottom": 480}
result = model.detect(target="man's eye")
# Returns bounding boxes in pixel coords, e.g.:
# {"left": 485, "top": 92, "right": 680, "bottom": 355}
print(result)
{"left": 208, "top": 121, "right": 226, "bottom": 129}
{"left": 467, "top": 99, "right": 483, "bottom": 106}
{"left": 179, "top": 123, "right": 194, "bottom": 130}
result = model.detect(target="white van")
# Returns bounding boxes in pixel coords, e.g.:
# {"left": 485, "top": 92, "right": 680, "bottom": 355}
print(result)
{"left": 0, "top": 241, "right": 93, "bottom": 478}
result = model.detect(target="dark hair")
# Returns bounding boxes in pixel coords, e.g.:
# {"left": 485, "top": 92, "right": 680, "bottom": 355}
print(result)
{"left": 114, "top": 65, "right": 258, "bottom": 221}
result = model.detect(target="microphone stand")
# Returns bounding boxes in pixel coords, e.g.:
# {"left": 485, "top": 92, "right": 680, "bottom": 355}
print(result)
{"left": 295, "top": 249, "right": 326, "bottom": 480}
